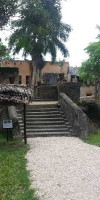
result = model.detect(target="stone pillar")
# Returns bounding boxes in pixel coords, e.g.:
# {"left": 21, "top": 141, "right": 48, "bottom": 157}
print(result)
{"left": 8, "top": 106, "right": 21, "bottom": 138}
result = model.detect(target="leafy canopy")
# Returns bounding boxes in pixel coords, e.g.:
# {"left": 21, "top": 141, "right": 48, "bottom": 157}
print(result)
{"left": 79, "top": 26, "right": 100, "bottom": 82}
{"left": 0, "top": 0, "right": 18, "bottom": 29}
{"left": 0, "top": 39, "right": 7, "bottom": 57}
{"left": 0, "top": 39, "right": 12, "bottom": 59}
{"left": 9, "top": 0, "right": 71, "bottom": 65}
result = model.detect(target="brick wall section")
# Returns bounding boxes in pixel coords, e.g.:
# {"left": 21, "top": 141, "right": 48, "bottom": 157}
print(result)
{"left": 57, "top": 81, "right": 80, "bottom": 103}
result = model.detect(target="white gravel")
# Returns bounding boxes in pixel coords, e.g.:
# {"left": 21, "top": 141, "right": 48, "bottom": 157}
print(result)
{"left": 26, "top": 137, "right": 100, "bottom": 200}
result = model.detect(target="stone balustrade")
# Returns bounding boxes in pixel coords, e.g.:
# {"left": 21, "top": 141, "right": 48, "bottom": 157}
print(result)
{"left": 59, "top": 92, "right": 97, "bottom": 139}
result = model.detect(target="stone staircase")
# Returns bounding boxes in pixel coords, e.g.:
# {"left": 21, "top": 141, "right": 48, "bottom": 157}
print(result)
{"left": 17, "top": 102, "right": 75, "bottom": 137}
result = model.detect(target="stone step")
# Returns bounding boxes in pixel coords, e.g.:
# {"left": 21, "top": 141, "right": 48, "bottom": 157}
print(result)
{"left": 25, "top": 108, "right": 59, "bottom": 112}
{"left": 18, "top": 118, "right": 67, "bottom": 123}
{"left": 17, "top": 112, "right": 64, "bottom": 116}
{"left": 18, "top": 120, "right": 23, "bottom": 123}
{"left": 17, "top": 113, "right": 64, "bottom": 118}
{"left": 25, "top": 128, "right": 70, "bottom": 132}
{"left": 25, "top": 114, "right": 62, "bottom": 118}
{"left": 27, "top": 104, "right": 58, "bottom": 108}
{"left": 17, "top": 109, "right": 60, "bottom": 113}
{"left": 20, "top": 124, "right": 68, "bottom": 129}
{"left": 17, "top": 103, "right": 74, "bottom": 138}
{"left": 24, "top": 132, "right": 74, "bottom": 137}
{"left": 17, "top": 110, "right": 23, "bottom": 113}
{"left": 17, "top": 113, "right": 62, "bottom": 118}
{"left": 19, "top": 121, "right": 68, "bottom": 125}
{"left": 26, "top": 111, "right": 60, "bottom": 114}
{"left": 17, "top": 111, "right": 64, "bottom": 116}
{"left": 32, "top": 98, "right": 55, "bottom": 101}
{"left": 27, "top": 111, "right": 59, "bottom": 115}
{"left": 17, "top": 116, "right": 22, "bottom": 119}
{"left": 25, "top": 117, "right": 66, "bottom": 121}
{"left": 20, "top": 127, "right": 72, "bottom": 131}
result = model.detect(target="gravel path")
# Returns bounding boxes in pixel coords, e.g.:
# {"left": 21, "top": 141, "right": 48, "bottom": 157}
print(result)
{"left": 26, "top": 137, "right": 100, "bottom": 200}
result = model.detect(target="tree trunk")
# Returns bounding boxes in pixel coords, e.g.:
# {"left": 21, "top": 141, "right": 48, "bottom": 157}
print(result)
{"left": 31, "top": 54, "right": 43, "bottom": 97}
{"left": 31, "top": 56, "right": 37, "bottom": 98}
{"left": 0, "top": 56, "right": 2, "bottom": 67}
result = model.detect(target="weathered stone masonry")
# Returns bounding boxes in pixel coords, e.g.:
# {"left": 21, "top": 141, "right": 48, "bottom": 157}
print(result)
{"left": 59, "top": 93, "right": 97, "bottom": 139}
{"left": 57, "top": 82, "right": 80, "bottom": 103}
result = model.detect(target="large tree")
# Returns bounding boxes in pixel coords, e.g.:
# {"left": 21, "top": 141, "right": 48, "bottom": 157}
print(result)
{"left": 79, "top": 26, "right": 100, "bottom": 82}
{"left": 0, "top": 39, "right": 13, "bottom": 67}
{"left": 0, "top": 39, "right": 12, "bottom": 61}
{"left": 9, "top": 0, "right": 71, "bottom": 85}
{"left": 0, "top": 39, "right": 7, "bottom": 57}
{"left": 0, "top": 0, "right": 18, "bottom": 29}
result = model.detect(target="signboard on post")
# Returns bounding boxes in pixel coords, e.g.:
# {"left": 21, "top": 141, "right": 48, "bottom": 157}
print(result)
{"left": 3, "top": 120, "right": 13, "bottom": 129}
{"left": 3, "top": 120, "right": 13, "bottom": 142}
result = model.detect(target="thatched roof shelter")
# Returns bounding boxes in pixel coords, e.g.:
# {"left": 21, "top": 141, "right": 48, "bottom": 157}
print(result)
{"left": 0, "top": 84, "right": 33, "bottom": 104}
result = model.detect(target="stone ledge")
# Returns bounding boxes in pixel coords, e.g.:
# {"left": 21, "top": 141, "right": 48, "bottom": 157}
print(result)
{"left": 59, "top": 92, "right": 97, "bottom": 139}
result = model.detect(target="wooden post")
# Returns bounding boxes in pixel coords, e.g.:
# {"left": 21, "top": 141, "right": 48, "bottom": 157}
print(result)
{"left": 24, "top": 103, "right": 27, "bottom": 144}
{"left": 7, "top": 129, "right": 9, "bottom": 142}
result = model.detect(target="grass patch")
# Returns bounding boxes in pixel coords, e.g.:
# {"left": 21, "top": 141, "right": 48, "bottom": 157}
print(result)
{"left": 0, "top": 134, "right": 38, "bottom": 200}
{"left": 84, "top": 128, "right": 100, "bottom": 147}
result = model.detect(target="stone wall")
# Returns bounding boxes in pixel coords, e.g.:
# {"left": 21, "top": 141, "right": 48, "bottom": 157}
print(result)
{"left": 42, "top": 73, "right": 58, "bottom": 85}
{"left": 37, "top": 86, "right": 58, "bottom": 100}
{"left": 59, "top": 93, "right": 97, "bottom": 139}
{"left": 0, "top": 105, "right": 20, "bottom": 138}
{"left": 8, "top": 106, "right": 21, "bottom": 138}
{"left": 80, "top": 85, "right": 95, "bottom": 97}
{"left": 95, "top": 77, "right": 100, "bottom": 101}
{"left": 58, "top": 81, "right": 80, "bottom": 103}
{"left": 0, "top": 106, "right": 9, "bottom": 132}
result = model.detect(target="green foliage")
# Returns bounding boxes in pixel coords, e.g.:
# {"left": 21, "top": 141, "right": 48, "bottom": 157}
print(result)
{"left": 0, "top": 38, "right": 13, "bottom": 61}
{"left": 0, "top": 0, "right": 18, "bottom": 29}
{"left": 58, "top": 59, "right": 65, "bottom": 68}
{"left": 0, "top": 134, "right": 38, "bottom": 200}
{"left": 0, "top": 39, "right": 7, "bottom": 56}
{"left": 2, "top": 55, "right": 13, "bottom": 60}
{"left": 78, "top": 60, "right": 95, "bottom": 82}
{"left": 0, "top": 38, "right": 12, "bottom": 59}
{"left": 79, "top": 27, "right": 100, "bottom": 82}
{"left": 9, "top": 0, "right": 71, "bottom": 66}
{"left": 84, "top": 129, "right": 100, "bottom": 147}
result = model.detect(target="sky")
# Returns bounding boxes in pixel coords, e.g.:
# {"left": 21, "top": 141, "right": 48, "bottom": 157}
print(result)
{"left": 61, "top": 0, "right": 100, "bottom": 67}
{"left": 0, "top": 0, "right": 100, "bottom": 67}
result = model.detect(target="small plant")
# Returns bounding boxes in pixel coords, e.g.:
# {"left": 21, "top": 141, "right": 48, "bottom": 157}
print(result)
{"left": 58, "top": 59, "right": 65, "bottom": 72}
{"left": 77, "top": 100, "right": 84, "bottom": 106}
{"left": 84, "top": 128, "right": 100, "bottom": 147}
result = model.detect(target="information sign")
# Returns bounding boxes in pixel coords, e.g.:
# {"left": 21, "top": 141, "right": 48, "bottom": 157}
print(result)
{"left": 3, "top": 120, "right": 13, "bottom": 129}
